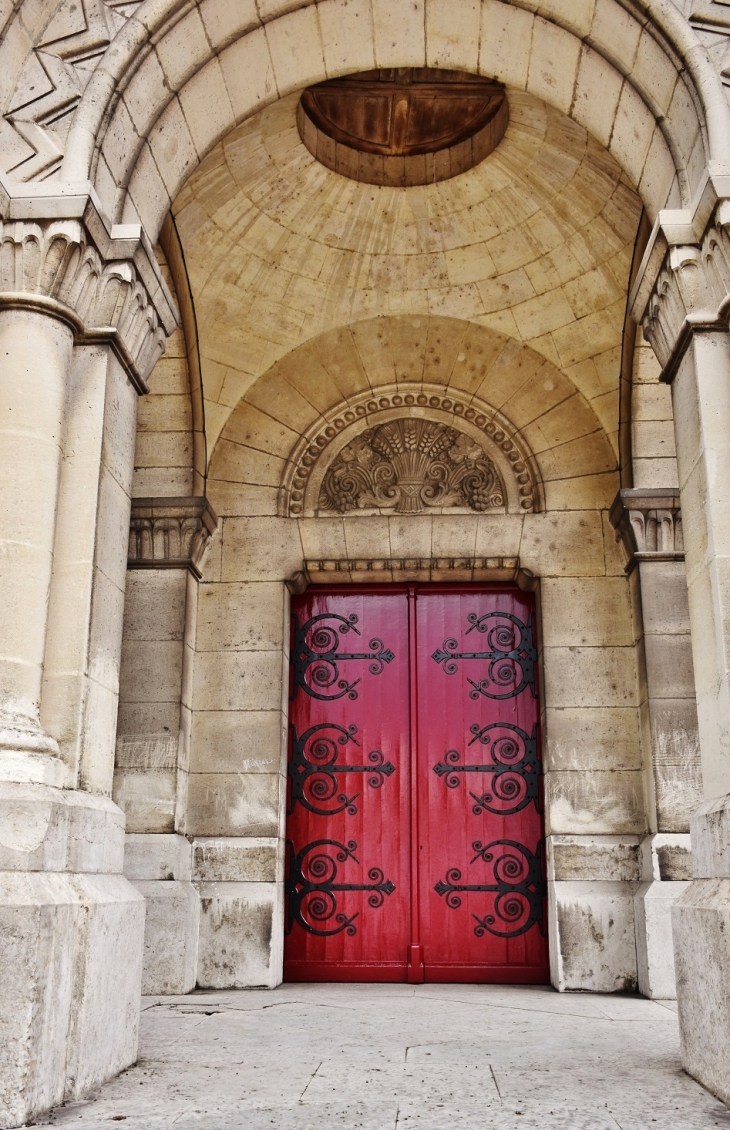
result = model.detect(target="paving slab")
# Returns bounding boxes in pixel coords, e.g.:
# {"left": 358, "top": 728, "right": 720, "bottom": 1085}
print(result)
{"left": 31, "top": 984, "right": 730, "bottom": 1129}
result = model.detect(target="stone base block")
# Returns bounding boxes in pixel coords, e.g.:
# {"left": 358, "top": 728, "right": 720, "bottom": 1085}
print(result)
{"left": 634, "top": 880, "right": 689, "bottom": 999}
{"left": 124, "top": 832, "right": 192, "bottom": 881}
{"left": 0, "top": 871, "right": 145, "bottom": 1129}
{"left": 640, "top": 833, "right": 692, "bottom": 881}
{"left": 673, "top": 878, "right": 730, "bottom": 1105}
{"left": 195, "top": 881, "right": 283, "bottom": 989}
{"left": 132, "top": 880, "right": 200, "bottom": 994}
{"left": 548, "top": 880, "right": 638, "bottom": 993}
{"left": 0, "top": 780, "right": 125, "bottom": 873}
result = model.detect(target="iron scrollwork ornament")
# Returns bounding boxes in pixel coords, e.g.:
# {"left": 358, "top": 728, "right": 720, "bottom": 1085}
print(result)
{"left": 431, "top": 611, "right": 537, "bottom": 699}
{"left": 434, "top": 839, "right": 546, "bottom": 938}
{"left": 433, "top": 722, "right": 542, "bottom": 815}
{"left": 285, "top": 839, "right": 396, "bottom": 936}
{"left": 288, "top": 722, "right": 395, "bottom": 816}
{"left": 291, "top": 612, "right": 395, "bottom": 701}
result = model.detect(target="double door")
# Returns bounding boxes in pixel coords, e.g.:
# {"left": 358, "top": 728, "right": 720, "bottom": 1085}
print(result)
{"left": 284, "top": 584, "right": 548, "bottom": 983}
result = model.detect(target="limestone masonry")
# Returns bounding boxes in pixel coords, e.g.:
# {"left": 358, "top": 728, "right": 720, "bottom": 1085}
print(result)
{"left": 3, "top": 0, "right": 730, "bottom": 1125}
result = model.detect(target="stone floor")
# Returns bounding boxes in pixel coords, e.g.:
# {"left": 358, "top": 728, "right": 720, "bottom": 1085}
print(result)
{"left": 34, "top": 984, "right": 730, "bottom": 1130}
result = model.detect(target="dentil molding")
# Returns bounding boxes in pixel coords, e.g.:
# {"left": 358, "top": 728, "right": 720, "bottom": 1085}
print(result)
{"left": 287, "top": 556, "right": 537, "bottom": 593}
{"left": 128, "top": 497, "right": 218, "bottom": 579}
{"left": 0, "top": 175, "right": 177, "bottom": 388}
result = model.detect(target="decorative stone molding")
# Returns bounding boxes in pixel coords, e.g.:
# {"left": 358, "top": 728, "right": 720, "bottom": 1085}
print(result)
{"left": 287, "top": 557, "right": 537, "bottom": 593}
{"left": 1, "top": 1, "right": 141, "bottom": 182}
{"left": 319, "top": 418, "right": 505, "bottom": 515}
{"left": 280, "top": 385, "right": 541, "bottom": 518}
{"left": 128, "top": 497, "right": 218, "bottom": 579}
{"left": 631, "top": 201, "right": 730, "bottom": 381}
{"left": 0, "top": 183, "right": 177, "bottom": 387}
{"left": 609, "top": 488, "right": 684, "bottom": 572}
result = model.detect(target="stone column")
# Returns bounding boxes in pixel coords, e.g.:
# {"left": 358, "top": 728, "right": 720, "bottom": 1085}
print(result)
{"left": 671, "top": 331, "right": 730, "bottom": 1102}
{"left": 636, "top": 204, "right": 730, "bottom": 1101}
{"left": 116, "top": 496, "right": 217, "bottom": 995}
{"left": 0, "top": 196, "right": 177, "bottom": 1129}
{"left": 610, "top": 489, "right": 697, "bottom": 998}
{"left": 0, "top": 306, "right": 74, "bottom": 784}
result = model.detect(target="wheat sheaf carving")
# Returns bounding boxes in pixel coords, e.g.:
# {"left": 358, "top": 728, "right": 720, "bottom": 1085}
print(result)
{"left": 318, "top": 418, "right": 505, "bottom": 515}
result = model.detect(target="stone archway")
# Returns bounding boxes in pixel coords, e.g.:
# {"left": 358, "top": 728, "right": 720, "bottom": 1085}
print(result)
{"left": 3, "top": 1, "right": 730, "bottom": 1125}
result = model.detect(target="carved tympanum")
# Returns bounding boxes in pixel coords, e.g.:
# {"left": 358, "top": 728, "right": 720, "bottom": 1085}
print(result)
{"left": 319, "top": 418, "right": 505, "bottom": 515}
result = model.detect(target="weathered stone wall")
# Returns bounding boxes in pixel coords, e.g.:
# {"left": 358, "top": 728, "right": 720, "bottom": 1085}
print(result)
{"left": 110, "top": 79, "right": 701, "bottom": 998}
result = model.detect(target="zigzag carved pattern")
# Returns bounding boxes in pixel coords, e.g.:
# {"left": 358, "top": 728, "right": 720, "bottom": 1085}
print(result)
{"left": 689, "top": 0, "right": 730, "bottom": 33}
{"left": 4, "top": 0, "right": 143, "bottom": 181}
{"left": 688, "top": 2, "right": 730, "bottom": 87}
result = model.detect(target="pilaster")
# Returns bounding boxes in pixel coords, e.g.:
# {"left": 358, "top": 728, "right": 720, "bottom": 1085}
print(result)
{"left": 610, "top": 488, "right": 701, "bottom": 833}
{"left": 632, "top": 194, "right": 730, "bottom": 1088}
{"left": 116, "top": 497, "right": 217, "bottom": 994}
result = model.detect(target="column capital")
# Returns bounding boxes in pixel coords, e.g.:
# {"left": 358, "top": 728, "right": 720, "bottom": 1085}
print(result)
{"left": 609, "top": 488, "right": 684, "bottom": 572}
{"left": 128, "top": 497, "right": 218, "bottom": 579}
{"left": 630, "top": 187, "right": 730, "bottom": 382}
{"left": 0, "top": 176, "right": 178, "bottom": 390}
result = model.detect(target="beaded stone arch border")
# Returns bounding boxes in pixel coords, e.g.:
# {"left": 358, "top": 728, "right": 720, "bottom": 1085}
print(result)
{"left": 279, "top": 384, "right": 543, "bottom": 518}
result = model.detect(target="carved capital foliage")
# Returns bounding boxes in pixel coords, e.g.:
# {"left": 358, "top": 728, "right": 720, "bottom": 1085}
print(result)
{"left": 281, "top": 384, "right": 541, "bottom": 518}
{"left": 609, "top": 488, "right": 684, "bottom": 571}
{"left": 128, "top": 497, "right": 218, "bottom": 579}
{"left": 639, "top": 204, "right": 730, "bottom": 378}
{"left": 0, "top": 196, "right": 178, "bottom": 386}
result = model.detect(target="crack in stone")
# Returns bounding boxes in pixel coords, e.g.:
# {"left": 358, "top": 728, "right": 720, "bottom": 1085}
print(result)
{"left": 298, "top": 1062, "right": 322, "bottom": 1101}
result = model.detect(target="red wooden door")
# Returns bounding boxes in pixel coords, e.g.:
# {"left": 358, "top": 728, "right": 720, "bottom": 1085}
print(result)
{"left": 284, "top": 585, "right": 548, "bottom": 983}
{"left": 416, "top": 587, "right": 548, "bottom": 982}
{"left": 284, "top": 589, "right": 410, "bottom": 981}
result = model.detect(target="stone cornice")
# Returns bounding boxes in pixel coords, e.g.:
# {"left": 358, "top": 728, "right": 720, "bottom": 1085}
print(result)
{"left": 128, "top": 497, "right": 218, "bottom": 579}
{"left": 609, "top": 488, "right": 684, "bottom": 572}
{"left": 287, "top": 557, "right": 537, "bottom": 593}
{"left": 0, "top": 175, "right": 178, "bottom": 388}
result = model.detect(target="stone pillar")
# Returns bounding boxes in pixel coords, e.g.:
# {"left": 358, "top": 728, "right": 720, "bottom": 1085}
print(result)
{"left": 670, "top": 331, "right": 730, "bottom": 1101}
{"left": 610, "top": 489, "right": 697, "bottom": 997}
{"left": 636, "top": 207, "right": 730, "bottom": 1099}
{"left": 0, "top": 198, "right": 177, "bottom": 1129}
{"left": 116, "top": 497, "right": 216, "bottom": 994}
{"left": 0, "top": 307, "right": 74, "bottom": 783}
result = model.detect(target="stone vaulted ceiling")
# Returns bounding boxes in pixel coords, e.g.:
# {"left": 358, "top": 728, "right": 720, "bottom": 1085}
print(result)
{"left": 171, "top": 89, "right": 642, "bottom": 460}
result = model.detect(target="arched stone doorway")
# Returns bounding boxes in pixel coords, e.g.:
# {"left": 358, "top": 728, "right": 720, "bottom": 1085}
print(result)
{"left": 115, "top": 81, "right": 695, "bottom": 999}
{"left": 3, "top": 2, "right": 730, "bottom": 1124}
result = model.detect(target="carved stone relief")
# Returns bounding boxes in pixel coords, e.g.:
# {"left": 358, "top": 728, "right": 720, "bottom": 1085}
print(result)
{"left": 0, "top": 214, "right": 176, "bottom": 384}
{"left": 280, "top": 385, "right": 541, "bottom": 518}
{"left": 1, "top": 0, "right": 143, "bottom": 181}
{"left": 318, "top": 418, "right": 505, "bottom": 515}
{"left": 609, "top": 488, "right": 684, "bottom": 570}
{"left": 286, "top": 557, "right": 537, "bottom": 593}
{"left": 632, "top": 204, "right": 730, "bottom": 378}
{"left": 128, "top": 497, "right": 218, "bottom": 579}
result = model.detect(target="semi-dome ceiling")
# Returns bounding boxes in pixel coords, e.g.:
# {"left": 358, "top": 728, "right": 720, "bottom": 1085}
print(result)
{"left": 171, "top": 88, "right": 642, "bottom": 459}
